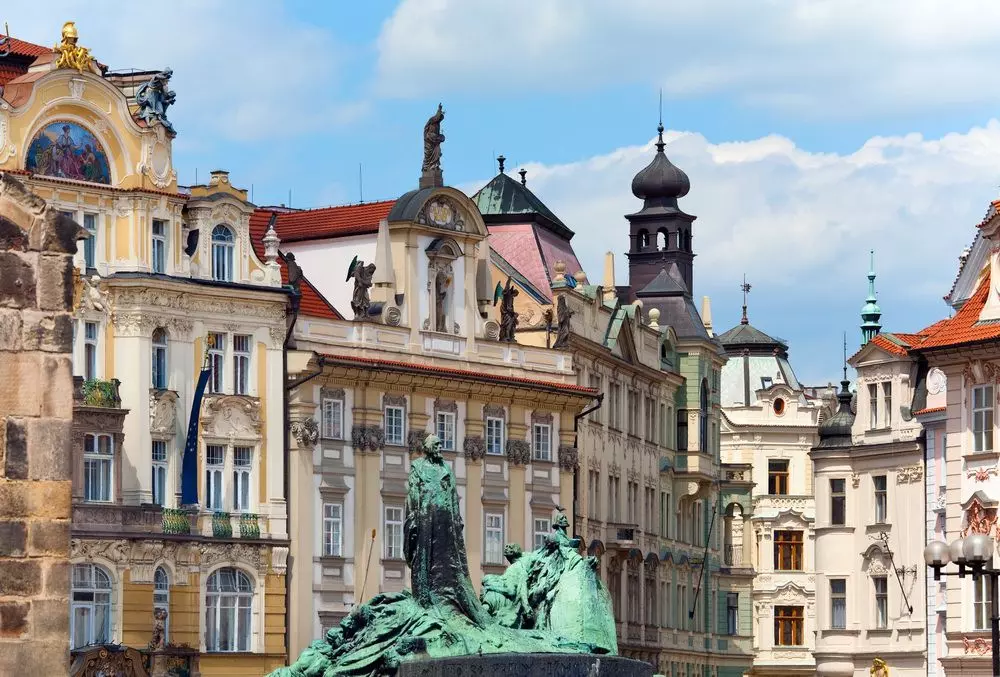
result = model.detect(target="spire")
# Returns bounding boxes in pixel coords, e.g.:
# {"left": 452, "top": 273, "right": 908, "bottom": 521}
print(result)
{"left": 519, "top": 168, "right": 527, "bottom": 186}
{"left": 842, "top": 331, "right": 848, "bottom": 383}
{"left": 860, "top": 249, "right": 882, "bottom": 345}
{"left": 740, "top": 275, "right": 751, "bottom": 325}
{"left": 497, "top": 155, "right": 505, "bottom": 174}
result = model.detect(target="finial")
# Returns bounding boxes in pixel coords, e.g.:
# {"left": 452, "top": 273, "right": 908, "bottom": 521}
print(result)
{"left": 519, "top": 168, "right": 527, "bottom": 186}
{"left": 656, "top": 90, "right": 666, "bottom": 153}
{"left": 842, "top": 331, "right": 848, "bottom": 382}
{"left": 497, "top": 155, "right": 506, "bottom": 173}
{"left": 740, "top": 275, "right": 751, "bottom": 325}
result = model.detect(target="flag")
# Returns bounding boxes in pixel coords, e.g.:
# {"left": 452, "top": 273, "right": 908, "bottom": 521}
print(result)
{"left": 180, "top": 368, "right": 212, "bottom": 506}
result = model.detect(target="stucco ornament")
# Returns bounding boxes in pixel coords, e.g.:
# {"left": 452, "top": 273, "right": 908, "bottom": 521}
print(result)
{"left": 149, "top": 389, "right": 178, "bottom": 436}
{"left": 927, "top": 367, "right": 946, "bottom": 395}
{"left": 200, "top": 395, "right": 262, "bottom": 439}
{"left": 962, "top": 498, "right": 998, "bottom": 538}
{"left": 291, "top": 418, "right": 319, "bottom": 449}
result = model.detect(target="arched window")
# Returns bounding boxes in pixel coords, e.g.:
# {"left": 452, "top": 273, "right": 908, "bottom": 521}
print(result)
{"left": 699, "top": 378, "right": 709, "bottom": 454}
{"left": 154, "top": 566, "right": 170, "bottom": 641}
{"left": 71, "top": 563, "right": 112, "bottom": 648}
{"left": 684, "top": 230, "right": 692, "bottom": 252}
{"left": 657, "top": 229, "right": 669, "bottom": 251}
{"left": 205, "top": 568, "right": 253, "bottom": 652}
{"left": 151, "top": 328, "right": 168, "bottom": 389}
{"left": 637, "top": 229, "right": 650, "bottom": 251}
{"left": 211, "top": 225, "right": 235, "bottom": 282}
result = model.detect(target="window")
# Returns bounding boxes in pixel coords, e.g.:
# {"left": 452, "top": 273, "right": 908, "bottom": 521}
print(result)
{"left": 609, "top": 476, "right": 620, "bottom": 521}
{"left": 677, "top": 410, "right": 688, "bottom": 451}
{"left": 830, "top": 579, "right": 847, "bottom": 629}
{"left": 882, "top": 382, "right": 892, "bottom": 428}
{"left": 484, "top": 513, "right": 504, "bottom": 564}
{"left": 661, "top": 582, "right": 669, "bottom": 627}
{"left": 83, "top": 213, "right": 97, "bottom": 269}
{"left": 233, "top": 335, "right": 251, "bottom": 395}
{"left": 774, "top": 530, "right": 803, "bottom": 571}
{"left": 533, "top": 518, "right": 551, "bottom": 550}
{"left": 205, "top": 568, "right": 252, "bottom": 652}
{"left": 152, "top": 219, "right": 167, "bottom": 274}
{"left": 830, "top": 478, "right": 846, "bottom": 526}
{"left": 84, "top": 321, "right": 99, "bottom": 381}
{"left": 151, "top": 328, "right": 168, "bottom": 389}
{"left": 208, "top": 333, "right": 226, "bottom": 394}
{"left": 589, "top": 470, "right": 601, "bottom": 519}
{"left": 232, "top": 447, "right": 252, "bottom": 512}
{"left": 873, "top": 576, "right": 888, "bottom": 629}
{"left": 609, "top": 383, "right": 621, "bottom": 429}
{"left": 384, "top": 405, "right": 405, "bottom": 446}
{"left": 322, "top": 503, "right": 343, "bottom": 557}
{"left": 974, "top": 574, "right": 994, "bottom": 630}
{"left": 873, "top": 475, "right": 887, "bottom": 523}
{"left": 774, "top": 606, "right": 804, "bottom": 646}
{"left": 589, "top": 374, "right": 602, "bottom": 421}
{"left": 71, "top": 564, "right": 112, "bottom": 648}
{"left": 767, "top": 460, "right": 789, "bottom": 495}
{"left": 628, "top": 481, "right": 639, "bottom": 524}
{"left": 154, "top": 567, "right": 169, "bottom": 641}
{"left": 206, "top": 445, "right": 225, "bottom": 510}
{"left": 868, "top": 383, "right": 879, "bottom": 429}
{"left": 321, "top": 398, "right": 343, "bottom": 440}
{"left": 532, "top": 423, "right": 552, "bottom": 461}
{"left": 436, "top": 412, "right": 456, "bottom": 451}
{"left": 645, "top": 579, "right": 657, "bottom": 626}
{"left": 627, "top": 390, "right": 639, "bottom": 435}
{"left": 973, "top": 385, "right": 995, "bottom": 453}
{"left": 211, "top": 225, "right": 235, "bottom": 282}
{"left": 152, "top": 440, "right": 167, "bottom": 507}
{"left": 726, "top": 592, "right": 739, "bottom": 635}
{"left": 83, "top": 433, "right": 113, "bottom": 502}
{"left": 699, "top": 379, "right": 709, "bottom": 454}
{"left": 645, "top": 397, "right": 656, "bottom": 442}
{"left": 384, "top": 507, "right": 404, "bottom": 559}
{"left": 486, "top": 417, "right": 505, "bottom": 455}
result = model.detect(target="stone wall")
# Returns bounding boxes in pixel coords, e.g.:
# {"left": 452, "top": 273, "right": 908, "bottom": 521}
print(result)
{"left": 0, "top": 173, "right": 86, "bottom": 673}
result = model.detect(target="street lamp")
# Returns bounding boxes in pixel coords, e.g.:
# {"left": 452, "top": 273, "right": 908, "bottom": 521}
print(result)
{"left": 924, "top": 536, "right": 1000, "bottom": 677}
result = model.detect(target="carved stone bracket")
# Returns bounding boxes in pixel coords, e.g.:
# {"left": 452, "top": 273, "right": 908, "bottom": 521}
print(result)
{"left": 506, "top": 439, "right": 531, "bottom": 466}
{"left": 464, "top": 436, "right": 486, "bottom": 462}
{"left": 271, "top": 546, "right": 289, "bottom": 575}
{"left": 291, "top": 418, "right": 319, "bottom": 449}
{"left": 557, "top": 445, "right": 579, "bottom": 472}
{"left": 352, "top": 424, "right": 385, "bottom": 454}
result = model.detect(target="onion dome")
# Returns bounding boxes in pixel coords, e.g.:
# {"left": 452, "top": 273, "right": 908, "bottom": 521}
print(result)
{"left": 631, "top": 123, "right": 690, "bottom": 202}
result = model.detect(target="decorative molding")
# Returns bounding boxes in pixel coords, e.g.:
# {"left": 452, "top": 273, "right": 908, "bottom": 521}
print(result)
{"left": 962, "top": 497, "right": 998, "bottom": 538}
{"left": 725, "top": 470, "right": 746, "bottom": 481}
{"left": 927, "top": 368, "right": 946, "bottom": 395}
{"left": 531, "top": 411, "right": 554, "bottom": 426}
{"left": 434, "top": 398, "right": 458, "bottom": 415}
{"left": 896, "top": 465, "right": 923, "bottom": 483}
{"left": 111, "top": 287, "right": 285, "bottom": 324}
{"left": 506, "top": 439, "right": 531, "bottom": 466}
{"left": 352, "top": 424, "right": 385, "bottom": 453}
{"left": 200, "top": 395, "right": 262, "bottom": 440}
{"left": 385, "top": 306, "right": 402, "bottom": 326}
{"left": 967, "top": 465, "right": 999, "bottom": 483}
{"left": 464, "top": 436, "right": 486, "bottom": 462}
{"left": 964, "top": 636, "right": 992, "bottom": 655}
{"left": 851, "top": 473, "right": 861, "bottom": 488}
{"left": 320, "top": 387, "right": 346, "bottom": 402}
{"left": 557, "top": 445, "right": 579, "bottom": 472}
{"left": 383, "top": 394, "right": 407, "bottom": 409}
{"left": 71, "top": 538, "right": 131, "bottom": 564}
{"left": 149, "top": 389, "right": 178, "bottom": 437}
{"left": 111, "top": 312, "right": 159, "bottom": 337}
{"left": 199, "top": 542, "right": 267, "bottom": 575}
{"left": 291, "top": 418, "right": 319, "bottom": 449}
{"left": 417, "top": 197, "right": 466, "bottom": 232}
{"left": 271, "top": 546, "right": 289, "bottom": 575}
{"left": 483, "top": 404, "right": 506, "bottom": 421}
{"left": 484, "top": 320, "right": 500, "bottom": 341}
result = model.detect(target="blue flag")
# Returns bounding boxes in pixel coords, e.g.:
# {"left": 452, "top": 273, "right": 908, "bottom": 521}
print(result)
{"left": 181, "top": 368, "right": 212, "bottom": 506}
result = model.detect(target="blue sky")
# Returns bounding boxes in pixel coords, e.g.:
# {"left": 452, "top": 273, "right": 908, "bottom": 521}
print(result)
{"left": 10, "top": 1, "right": 1000, "bottom": 384}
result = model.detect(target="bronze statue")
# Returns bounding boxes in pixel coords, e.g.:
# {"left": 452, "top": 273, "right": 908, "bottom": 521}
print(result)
{"left": 285, "top": 252, "right": 303, "bottom": 294}
{"left": 347, "top": 258, "right": 376, "bottom": 319}
{"left": 135, "top": 69, "right": 177, "bottom": 134}
{"left": 499, "top": 277, "right": 519, "bottom": 342}
{"left": 551, "top": 295, "right": 574, "bottom": 349}
{"left": 422, "top": 104, "right": 445, "bottom": 172}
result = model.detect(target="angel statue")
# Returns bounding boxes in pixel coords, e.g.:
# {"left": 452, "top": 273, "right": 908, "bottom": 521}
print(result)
{"left": 347, "top": 256, "right": 376, "bottom": 319}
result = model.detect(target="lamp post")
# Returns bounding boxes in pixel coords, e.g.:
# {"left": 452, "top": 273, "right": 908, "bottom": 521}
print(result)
{"left": 924, "top": 535, "right": 1000, "bottom": 677}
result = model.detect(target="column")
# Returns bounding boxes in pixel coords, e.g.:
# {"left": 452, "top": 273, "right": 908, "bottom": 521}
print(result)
{"left": 287, "top": 385, "right": 317, "bottom": 657}
{"left": 508, "top": 404, "right": 528, "bottom": 547}
{"left": 354, "top": 386, "right": 382, "bottom": 603}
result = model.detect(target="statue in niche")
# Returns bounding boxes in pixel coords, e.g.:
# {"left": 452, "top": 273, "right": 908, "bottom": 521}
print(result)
{"left": 135, "top": 69, "right": 177, "bottom": 134}
{"left": 346, "top": 257, "right": 376, "bottom": 319}
{"left": 551, "top": 295, "right": 574, "bottom": 349}
{"left": 422, "top": 104, "right": 445, "bottom": 172}
{"left": 499, "top": 277, "right": 519, "bottom": 343}
{"left": 434, "top": 270, "right": 451, "bottom": 332}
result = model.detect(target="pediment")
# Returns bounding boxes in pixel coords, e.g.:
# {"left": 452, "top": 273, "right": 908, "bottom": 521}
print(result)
{"left": 200, "top": 394, "right": 262, "bottom": 441}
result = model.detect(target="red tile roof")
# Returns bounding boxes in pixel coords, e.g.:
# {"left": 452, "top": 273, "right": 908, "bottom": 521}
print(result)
{"left": 868, "top": 333, "right": 911, "bottom": 357}
{"left": 6, "top": 37, "right": 51, "bottom": 58}
{"left": 912, "top": 406, "right": 946, "bottom": 416}
{"left": 917, "top": 273, "right": 1000, "bottom": 350}
{"left": 248, "top": 209, "right": 343, "bottom": 320}
{"left": 0, "top": 37, "right": 51, "bottom": 88}
{"left": 318, "top": 353, "right": 597, "bottom": 396}
{"left": 264, "top": 200, "right": 396, "bottom": 243}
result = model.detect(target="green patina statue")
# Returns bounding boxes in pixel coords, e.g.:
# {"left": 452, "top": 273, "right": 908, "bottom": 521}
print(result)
{"left": 270, "top": 435, "right": 616, "bottom": 677}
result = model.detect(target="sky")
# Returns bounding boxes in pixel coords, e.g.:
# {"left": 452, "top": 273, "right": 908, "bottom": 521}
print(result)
{"left": 7, "top": 0, "right": 1000, "bottom": 384}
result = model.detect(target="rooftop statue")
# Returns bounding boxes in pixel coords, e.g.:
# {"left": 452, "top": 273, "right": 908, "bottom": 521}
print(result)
{"left": 346, "top": 256, "right": 376, "bottom": 319}
{"left": 54, "top": 21, "right": 92, "bottom": 73}
{"left": 422, "top": 104, "right": 445, "bottom": 173}
{"left": 271, "top": 435, "right": 616, "bottom": 677}
{"left": 498, "top": 277, "right": 519, "bottom": 342}
{"left": 551, "top": 294, "right": 575, "bottom": 349}
{"left": 135, "top": 69, "right": 177, "bottom": 135}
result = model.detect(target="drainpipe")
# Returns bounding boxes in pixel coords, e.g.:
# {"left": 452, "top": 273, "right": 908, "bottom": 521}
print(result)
{"left": 572, "top": 393, "right": 604, "bottom": 540}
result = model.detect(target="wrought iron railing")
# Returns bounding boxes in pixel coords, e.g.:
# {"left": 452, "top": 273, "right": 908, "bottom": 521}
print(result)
{"left": 239, "top": 513, "right": 260, "bottom": 539}
{"left": 212, "top": 511, "right": 232, "bottom": 538}
{"left": 161, "top": 508, "right": 190, "bottom": 535}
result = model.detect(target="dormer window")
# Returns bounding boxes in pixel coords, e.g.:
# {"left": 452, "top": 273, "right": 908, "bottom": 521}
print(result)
{"left": 761, "top": 376, "right": 773, "bottom": 390}
{"left": 212, "top": 225, "right": 235, "bottom": 282}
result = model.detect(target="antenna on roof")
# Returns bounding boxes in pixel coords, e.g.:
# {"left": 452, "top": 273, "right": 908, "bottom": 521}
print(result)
{"left": 659, "top": 88, "right": 663, "bottom": 126}
{"left": 359, "top": 163, "right": 364, "bottom": 204}
{"left": 251, "top": 183, "right": 254, "bottom": 203}
{"left": 195, "top": 168, "right": 198, "bottom": 185}
{"left": 288, "top": 189, "right": 292, "bottom": 209}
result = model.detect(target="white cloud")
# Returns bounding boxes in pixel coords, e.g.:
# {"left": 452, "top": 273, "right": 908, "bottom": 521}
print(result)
{"left": 377, "top": 0, "right": 1000, "bottom": 117}
{"left": 5, "top": 1, "right": 360, "bottom": 141}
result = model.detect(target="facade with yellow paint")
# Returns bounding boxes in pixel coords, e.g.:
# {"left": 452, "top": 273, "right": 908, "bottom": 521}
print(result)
{"left": 2, "top": 25, "right": 289, "bottom": 675}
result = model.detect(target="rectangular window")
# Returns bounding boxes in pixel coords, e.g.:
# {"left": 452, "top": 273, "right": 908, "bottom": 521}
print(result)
{"left": 773, "top": 530, "right": 803, "bottom": 571}
{"left": 208, "top": 333, "right": 226, "bottom": 394}
{"left": 882, "top": 382, "right": 892, "bottom": 428}
{"left": 152, "top": 219, "right": 167, "bottom": 274}
{"left": 486, "top": 416, "right": 505, "bottom": 455}
{"left": 767, "top": 459, "right": 789, "bottom": 495}
{"left": 609, "top": 383, "right": 621, "bottom": 429}
{"left": 975, "top": 574, "right": 994, "bottom": 630}
{"left": 436, "top": 412, "right": 456, "bottom": 451}
{"left": 384, "top": 405, "right": 405, "bottom": 446}
{"left": 84, "top": 321, "right": 99, "bottom": 381}
{"left": 321, "top": 398, "right": 343, "bottom": 440}
{"left": 868, "top": 383, "right": 879, "bottom": 429}
{"left": 384, "top": 507, "right": 404, "bottom": 559}
{"left": 973, "top": 385, "right": 995, "bottom": 452}
{"left": 830, "top": 579, "right": 847, "bottom": 629}
{"left": 726, "top": 592, "right": 739, "bottom": 635}
{"left": 677, "top": 410, "right": 688, "bottom": 451}
{"left": 533, "top": 518, "right": 551, "bottom": 550}
{"left": 152, "top": 335, "right": 168, "bottom": 389}
{"left": 83, "top": 213, "right": 97, "bottom": 269}
{"left": 532, "top": 423, "right": 552, "bottom": 461}
{"left": 323, "top": 503, "right": 343, "bottom": 557}
{"left": 627, "top": 390, "right": 638, "bottom": 435}
{"left": 645, "top": 397, "right": 656, "bottom": 442}
{"left": 83, "top": 434, "right": 113, "bottom": 502}
{"left": 830, "top": 478, "right": 846, "bottom": 526}
{"left": 152, "top": 440, "right": 167, "bottom": 507}
{"left": 232, "top": 447, "right": 251, "bottom": 512}
{"left": 484, "top": 513, "right": 504, "bottom": 565}
{"left": 589, "top": 374, "right": 602, "bottom": 422}
{"left": 873, "top": 576, "right": 888, "bottom": 629}
{"left": 609, "top": 476, "right": 620, "bottom": 521}
{"left": 205, "top": 445, "right": 225, "bottom": 510}
{"left": 232, "top": 335, "right": 251, "bottom": 395}
{"left": 774, "top": 606, "right": 804, "bottom": 646}
{"left": 873, "top": 475, "right": 887, "bottom": 523}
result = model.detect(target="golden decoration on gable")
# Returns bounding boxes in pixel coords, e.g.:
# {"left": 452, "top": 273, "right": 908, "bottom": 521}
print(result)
{"left": 54, "top": 21, "right": 93, "bottom": 73}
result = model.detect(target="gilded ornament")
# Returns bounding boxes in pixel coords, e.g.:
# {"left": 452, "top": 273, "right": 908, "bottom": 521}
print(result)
{"left": 53, "top": 21, "right": 92, "bottom": 72}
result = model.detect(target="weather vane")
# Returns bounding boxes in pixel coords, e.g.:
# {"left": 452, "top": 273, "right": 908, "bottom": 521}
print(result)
{"left": 740, "top": 275, "right": 751, "bottom": 324}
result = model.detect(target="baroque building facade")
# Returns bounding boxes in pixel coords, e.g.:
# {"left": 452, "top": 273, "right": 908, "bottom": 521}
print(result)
{"left": 1, "top": 26, "right": 291, "bottom": 675}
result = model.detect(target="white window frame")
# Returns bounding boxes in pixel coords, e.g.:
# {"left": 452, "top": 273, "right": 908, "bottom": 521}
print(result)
{"left": 532, "top": 423, "right": 552, "bottom": 462}
{"left": 486, "top": 416, "right": 505, "bottom": 456}
{"left": 484, "top": 512, "right": 504, "bottom": 565}
{"left": 154, "top": 566, "right": 170, "bottom": 641}
{"left": 873, "top": 575, "right": 888, "bottom": 629}
{"left": 830, "top": 578, "right": 847, "bottom": 629}
{"left": 323, "top": 502, "right": 343, "bottom": 557}
{"left": 152, "top": 328, "right": 168, "bottom": 390}
{"left": 726, "top": 592, "right": 739, "bottom": 635}
{"left": 873, "top": 475, "right": 887, "bottom": 524}
{"left": 384, "top": 405, "right": 405, "bottom": 447}
{"left": 208, "top": 333, "right": 226, "bottom": 394}
{"left": 205, "top": 568, "right": 253, "bottom": 652}
{"left": 211, "top": 225, "right": 235, "bottom": 282}
{"left": 84, "top": 321, "right": 99, "bottom": 381}
{"left": 206, "top": 444, "right": 225, "bottom": 510}
{"left": 533, "top": 518, "right": 551, "bottom": 551}
{"left": 83, "top": 212, "right": 98, "bottom": 270}
{"left": 152, "top": 440, "right": 168, "bottom": 507}
{"left": 232, "top": 447, "right": 252, "bottom": 513}
{"left": 152, "top": 218, "right": 167, "bottom": 274}
{"left": 973, "top": 384, "right": 995, "bottom": 453}
{"left": 436, "top": 411, "right": 456, "bottom": 451}
{"left": 321, "top": 398, "right": 344, "bottom": 440}
{"left": 868, "top": 383, "right": 878, "bottom": 430}
{"left": 233, "top": 334, "right": 251, "bottom": 396}
{"left": 71, "top": 563, "right": 112, "bottom": 649}
{"left": 83, "top": 433, "right": 113, "bottom": 502}
{"left": 882, "top": 381, "right": 892, "bottom": 428}
{"left": 974, "top": 574, "right": 994, "bottom": 631}
{"left": 384, "top": 506, "right": 404, "bottom": 559}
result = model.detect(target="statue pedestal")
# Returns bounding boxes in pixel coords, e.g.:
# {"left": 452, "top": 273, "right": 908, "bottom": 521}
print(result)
{"left": 419, "top": 170, "right": 443, "bottom": 189}
{"left": 398, "top": 654, "right": 653, "bottom": 677}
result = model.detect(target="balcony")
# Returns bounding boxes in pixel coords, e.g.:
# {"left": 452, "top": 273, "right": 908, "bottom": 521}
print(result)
{"left": 162, "top": 508, "right": 192, "bottom": 535}
{"left": 606, "top": 523, "right": 639, "bottom": 549}
{"left": 212, "top": 511, "right": 233, "bottom": 538}
{"left": 78, "top": 378, "right": 122, "bottom": 408}
{"left": 72, "top": 502, "right": 162, "bottom": 533}
{"left": 724, "top": 544, "right": 743, "bottom": 566}
{"left": 239, "top": 513, "right": 261, "bottom": 539}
